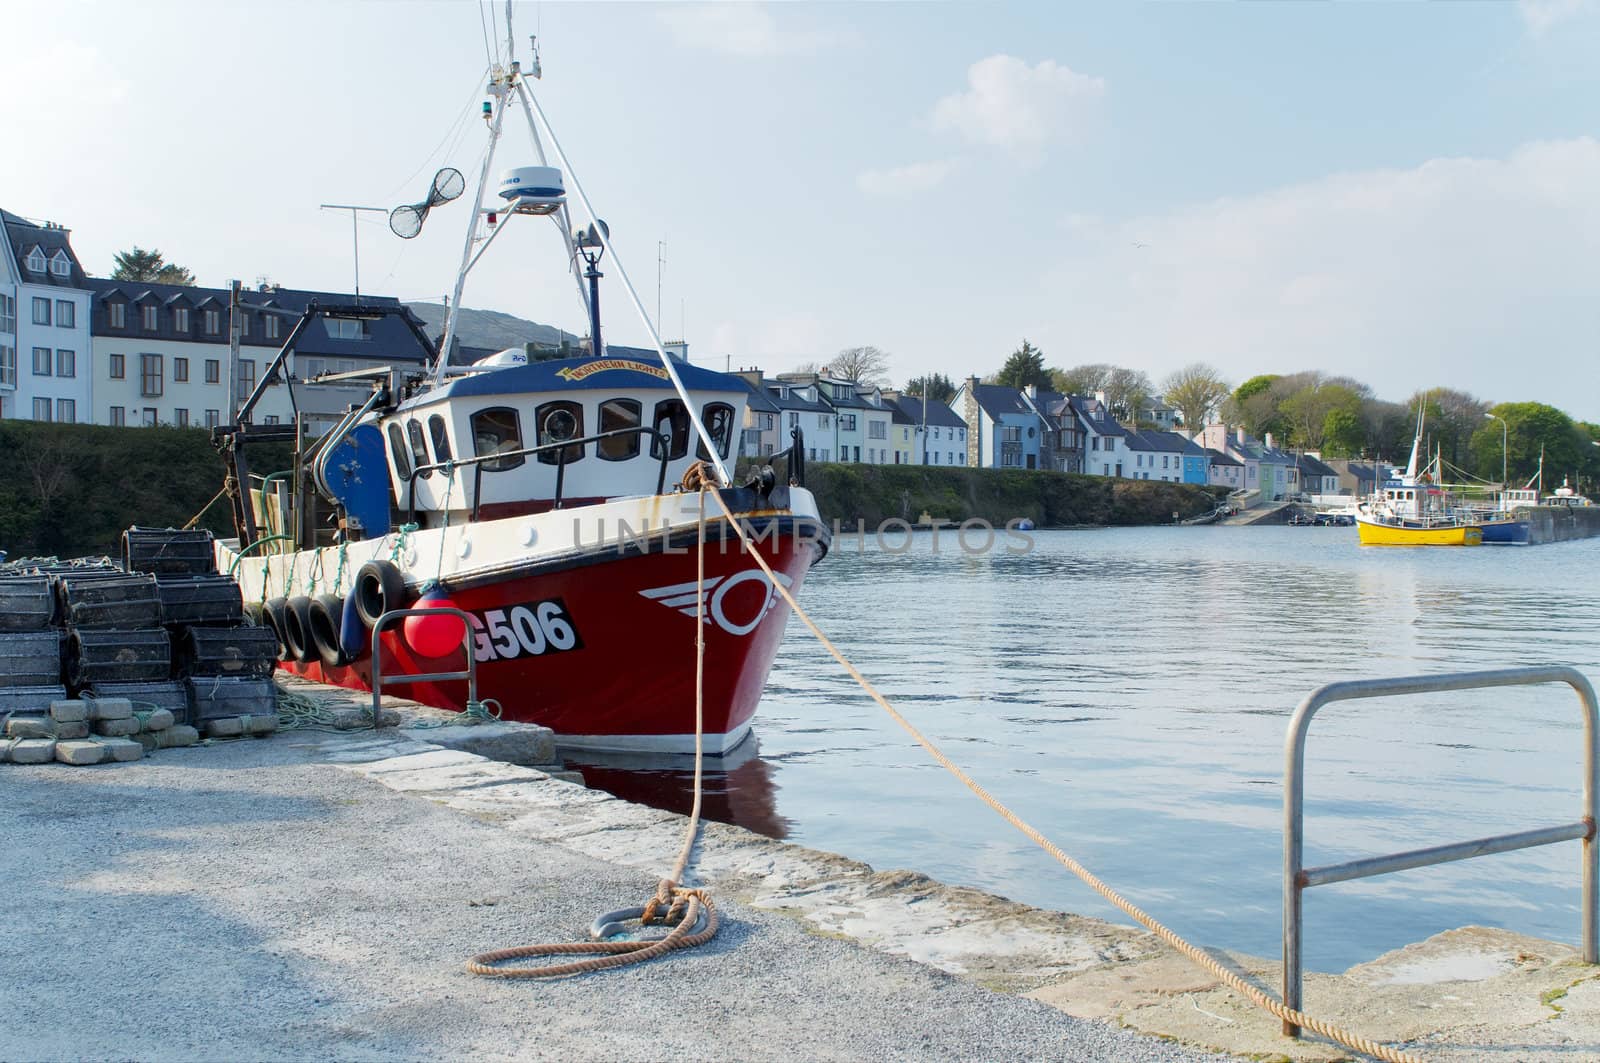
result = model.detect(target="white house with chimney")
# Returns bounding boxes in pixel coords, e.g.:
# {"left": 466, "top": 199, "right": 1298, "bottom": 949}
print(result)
{"left": 0, "top": 209, "right": 94, "bottom": 423}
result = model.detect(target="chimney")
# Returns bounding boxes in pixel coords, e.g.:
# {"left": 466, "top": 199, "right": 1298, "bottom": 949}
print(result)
{"left": 1236, "top": 427, "right": 1247, "bottom": 446}
{"left": 1026, "top": 383, "right": 1039, "bottom": 400}
{"left": 1263, "top": 432, "right": 1276, "bottom": 450}
{"left": 1094, "top": 390, "right": 1108, "bottom": 406}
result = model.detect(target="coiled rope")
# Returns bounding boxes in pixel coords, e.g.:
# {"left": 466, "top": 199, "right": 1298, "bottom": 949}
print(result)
{"left": 466, "top": 487, "right": 717, "bottom": 978}
{"left": 697, "top": 483, "right": 1421, "bottom": 1063}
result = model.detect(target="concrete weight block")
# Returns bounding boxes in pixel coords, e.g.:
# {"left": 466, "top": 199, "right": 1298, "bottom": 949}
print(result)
{"left": 6, "top": 738, "right": 56, "bottom": 765}
{"left": 88, "top": 697, "right": 134, "bottom": 722}
{"left": 55, "top": 740, "right": 108, "bottom": 766}
{"left": 202, "top": 717, "right": 244, "bottom": 738}
{"left": 158, "top": 725, "right": 200, "bottom": 748}
{"left": 49, "top": 700, "right": 88, "bottom": 724}
{"left": 140, "top": 708, "right": 175, "bottom": 732}
{"left": 93, "top": 718, "right": 141, "bottom": 738}
{"left": 54, "top": 721, "right": 89, "bottom": 740}
{"left": 5, "top": 716, "right": 54, "bottom": 739}
{"left": 98, "top": 737, "right": 144, "bottom": 763}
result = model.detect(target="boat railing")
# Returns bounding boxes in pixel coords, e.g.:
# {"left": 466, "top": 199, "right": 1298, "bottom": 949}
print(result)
{"left": 1282, "top": 665, "right": 1598, "bottom": 1039}
{"left": 404, "top": 425, "right": 672, "bottom": 522}
{"left": 368, "top": 605, "right": 479, "bottom": 731}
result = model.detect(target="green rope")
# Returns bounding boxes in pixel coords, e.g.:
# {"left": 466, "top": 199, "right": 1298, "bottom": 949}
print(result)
{"left": 431, "top": 462, "right": 457, "bottom": 590}
{"left": 407, "top": 697, "right": 503, "bottom": 730}
{"left": 228, "top": 534, "right": 295, "bottom": 575}
{"left": 333, "top": 540, "right": 349, "bottom": 596}
{"left": 308, "top": 547, "right": 326, "bottom": 598}
{"left": 390, "top": 522, "right": 418, "bottom": 564}
{"left": 274, "top": 686, "right": 372, "bottom": 732}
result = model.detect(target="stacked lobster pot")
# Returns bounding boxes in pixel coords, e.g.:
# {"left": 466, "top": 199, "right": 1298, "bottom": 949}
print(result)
{"left": 0, "top": 529, "right": 281, "bottom": 765}
{"left": 122, "top": 527, "right": 279, "bottom": 738}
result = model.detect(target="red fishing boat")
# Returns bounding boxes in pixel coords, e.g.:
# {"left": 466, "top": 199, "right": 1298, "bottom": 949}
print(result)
{"left": 213, "top": 42, "right": 826, "bottom": 753}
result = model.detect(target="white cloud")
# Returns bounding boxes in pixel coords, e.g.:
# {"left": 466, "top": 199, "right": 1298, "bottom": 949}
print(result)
{"left": 856, "top": 159, "right": 958, "bottom": 196}
{"left": 930, "top": 55, "right": 1105, "bottom": 152}
{"left": 1520, "top": 0, "right": 1593, "bottom": 35}
{"left": 656, "top": 4, "right": 856, "bottom": 57}
{"left": 1041, "top": 138, "right": 1600, "bottom": 417}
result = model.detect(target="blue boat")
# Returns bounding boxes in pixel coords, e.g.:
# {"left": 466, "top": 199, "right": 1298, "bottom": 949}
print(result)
{"left": 1475, "top": 516, "right": 1530, "bottom": 545}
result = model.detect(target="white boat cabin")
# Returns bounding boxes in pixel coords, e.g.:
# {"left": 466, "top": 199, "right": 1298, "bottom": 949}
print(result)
{"left": 378, "top": 352, "right": 748, "bottom": 523}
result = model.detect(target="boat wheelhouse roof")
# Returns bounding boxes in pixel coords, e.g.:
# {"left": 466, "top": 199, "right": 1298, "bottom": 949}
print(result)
{"left": 404, "top": 353, "right": 745, "bottom": 411}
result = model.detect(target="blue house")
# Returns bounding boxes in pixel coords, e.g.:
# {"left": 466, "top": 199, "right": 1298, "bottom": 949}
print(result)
{"left": 1124, "top": 429, "right": 1209, "bottom": 483}
{"left": 952, "top": 377, "right": 1046, "bottom": 469}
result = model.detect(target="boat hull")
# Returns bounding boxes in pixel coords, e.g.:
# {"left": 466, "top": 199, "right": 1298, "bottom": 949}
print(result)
{"left": 1476, "top": 518, "right": 1530, "bottom": 545}
{"left": 1355, "top": 516, "right": 1483, "bottom": 546}
{"left": 224, "top": 490, "right": 827, "bottom": 753}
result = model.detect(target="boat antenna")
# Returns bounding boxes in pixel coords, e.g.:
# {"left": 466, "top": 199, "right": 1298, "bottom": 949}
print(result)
{"left": 438, "top": 69, "right": 512, "bottom": 374}
{"left": 516, "top": 79, "right": 733, "bottom": 485}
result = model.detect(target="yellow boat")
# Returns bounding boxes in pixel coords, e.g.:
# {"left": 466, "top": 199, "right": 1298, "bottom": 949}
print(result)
{"left": 1355, "top": 516, "right": 1483, "bottom": 546}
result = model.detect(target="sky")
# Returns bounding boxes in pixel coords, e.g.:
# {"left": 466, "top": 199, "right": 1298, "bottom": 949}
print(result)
{"left": 3, "top": 1, "right": 1598, "bottom": 418}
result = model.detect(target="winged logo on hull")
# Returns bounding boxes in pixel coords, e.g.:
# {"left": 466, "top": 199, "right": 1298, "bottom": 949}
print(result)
{"left": 639, "top": 570, "right": 794, "bottom": 636}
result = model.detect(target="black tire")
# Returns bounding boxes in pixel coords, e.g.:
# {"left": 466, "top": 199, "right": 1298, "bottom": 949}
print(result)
{"left": 262, "top": 597, "right": 290, "bottom": 661}
{"left": 241, "top": 602, "right": 264, "bottom": 628}
{"left": 308, "top": 594, "right": 352, "bottom": 669}
{"left": 282, "top": 595, "right": 316, "bottom": 664}
{"left": 354, "top": 560, "right": 407, "bottom": 630}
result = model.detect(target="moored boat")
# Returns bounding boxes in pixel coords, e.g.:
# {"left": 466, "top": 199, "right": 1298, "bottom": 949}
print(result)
{"left": 1354, "top": 404, "right": 1482, "bottom": 547}
{"left": 208, "top": 42, "right": 827, "bottom": 752}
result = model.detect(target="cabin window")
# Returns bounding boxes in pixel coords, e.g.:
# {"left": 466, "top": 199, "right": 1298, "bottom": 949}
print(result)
{"left": 428, "top": 414, "right": 453, "bottom": 466}
{"left": 387, "top": 422, "right": 412, "bottom": 479}
{"left": 534, "top": 400, "right": 585, "bottom": 466}
{"left": 407, "top": 420, "right": 432, "bottom": 479}
{"left": 471, "top": 407, "right": 524, "bottom": 471}
{"left": 697, "top": 402, "right": 735, "bottom": 461}
{"left": 598, "top": 398, "right": 642, "bottom": 461}
{"left": 651, "top": 400, "right": 690, "bottom": 461}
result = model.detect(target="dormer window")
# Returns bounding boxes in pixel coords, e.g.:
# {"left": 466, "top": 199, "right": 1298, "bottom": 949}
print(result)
{"left": 24, "top": 247, "right": 45, "bottom": 273}
{"left": 50, "top": 250, "right": 71, "bottom": 277}
{"left": 141, "top": 304, "right": 158, "bottom": 330}
{"left": 173, "top": 307, "right": 190, "bottom": 331}
{"left": 108, "top": 302, "right": 126, "bottom": 328}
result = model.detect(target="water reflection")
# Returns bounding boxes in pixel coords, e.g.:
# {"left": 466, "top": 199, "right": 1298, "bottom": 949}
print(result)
{"left": 562, "top": 738, "right": 791, "bottom": 840}
{"left": 573, "top": 527, "right": 1600, "bottom": 973}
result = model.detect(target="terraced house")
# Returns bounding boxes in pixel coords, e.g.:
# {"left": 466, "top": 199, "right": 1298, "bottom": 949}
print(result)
{"left": 0, "top": 209, "right": 93, "bottom": 423}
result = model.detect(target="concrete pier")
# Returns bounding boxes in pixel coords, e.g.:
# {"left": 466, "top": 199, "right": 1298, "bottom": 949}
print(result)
{"left": 1524, "top": 504, "right": 1600, "bottom": 545}
{"left": 2, "top": 681, "right": 1597, "bottom": 1060}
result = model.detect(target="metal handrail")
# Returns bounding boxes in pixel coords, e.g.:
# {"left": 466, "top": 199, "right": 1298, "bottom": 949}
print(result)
{"left": 1282, "top": 665, "right": 1598, "bottom": 1038}
{"left": 368, "top": 606, "right": 477, "bottom": 731}
{"left": 403, "top": 425, "right": 671, "bottom": 522}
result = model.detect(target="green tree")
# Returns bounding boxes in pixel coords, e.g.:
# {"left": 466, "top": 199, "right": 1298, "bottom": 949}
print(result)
{"left": 1160, "top": 362, "right": 1230, "bottom": 432}
{"left": 1469, "top": 402, "right": 1584, "bottom": 486}
{"left": 1280, "top": 377, "right": 1363, "bottom": 450}
{"left": 111, "top": 246, "right": 195, "bottom": 285}
{"left": 1407, "top": 388, "right": 1486, "bottom": 476}
{"left": 1224, "top": 374, "right": 1287, "bottom": 438}
{"left": 993, "top": 339, "right": 1052, "bottom": 390}
{"left": 1321, "top": 408, "right": 1367, "bottom": 458}
{"left": 903, "top": 372, "right": 956, "bottom": 404}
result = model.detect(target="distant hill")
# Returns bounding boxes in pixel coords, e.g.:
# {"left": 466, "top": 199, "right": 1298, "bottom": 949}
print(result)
{"left": 404, "top": 302, "right": 577, "bottom": 352}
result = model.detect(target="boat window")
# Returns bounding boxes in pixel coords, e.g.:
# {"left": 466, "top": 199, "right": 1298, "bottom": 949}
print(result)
{"left": 598, "top": 398, "right": 642, "bottom": 461}
{"left": 471, "top": 406, "right": 525, "bottom": 471}
{"left": 386, "top": 422, "right": 412, "bottom": 479}
{"left": 428, "top": 414, "right": 452, "bottom": 465}
{"left": 534, "top": 400, "right": 585, "bottom": 466}
{"left": 697, "top": 402, "right": 735, "bottom": 461}
{"left": 651, "top": 400, "right": 689, "bottom": 461}
{"left": 406, "top": 420, "right": 433, "bottom": 479}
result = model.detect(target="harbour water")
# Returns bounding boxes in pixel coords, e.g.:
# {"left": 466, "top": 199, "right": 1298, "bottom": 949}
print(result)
{"left": 566, "top": 526, "right": 1600, "bottom": 973}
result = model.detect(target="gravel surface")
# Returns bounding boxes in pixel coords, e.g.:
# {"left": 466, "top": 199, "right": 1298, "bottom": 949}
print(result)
{"left": 1, "top": 734, "right": 1223, "bottom": 1061}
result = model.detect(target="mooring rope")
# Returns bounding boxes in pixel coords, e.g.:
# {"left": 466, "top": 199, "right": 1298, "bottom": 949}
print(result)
{"left": 699, "top": 482, "right": 1421, "bottom": 1063}
{"left": 465, "top": 487, "right": 717, "bottom": 978}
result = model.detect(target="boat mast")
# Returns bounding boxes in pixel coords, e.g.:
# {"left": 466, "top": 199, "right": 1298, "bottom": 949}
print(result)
{"left": 437, "top": 69, "right": 512, "bottom": 383}
{"left": 518, "top": 82, "right": 734, "bottom": 484}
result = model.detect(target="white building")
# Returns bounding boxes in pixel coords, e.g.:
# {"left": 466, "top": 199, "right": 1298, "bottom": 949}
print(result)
{"left": 86, "top": 279, "right": 432, "bottom": 432}
{"left": 1068, "top": 392, "right": 1128, "bottom": 477}
{"left": 0, "top": 209, "right": 93, "bottom": 423}
{"left": 887, "top": 392, "right": 967, "bottom": 466}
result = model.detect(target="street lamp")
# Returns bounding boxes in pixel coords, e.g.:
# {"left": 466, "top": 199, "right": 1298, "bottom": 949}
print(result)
{"left": 1485, "top": 412, "right": 1507, "bottom": 486}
